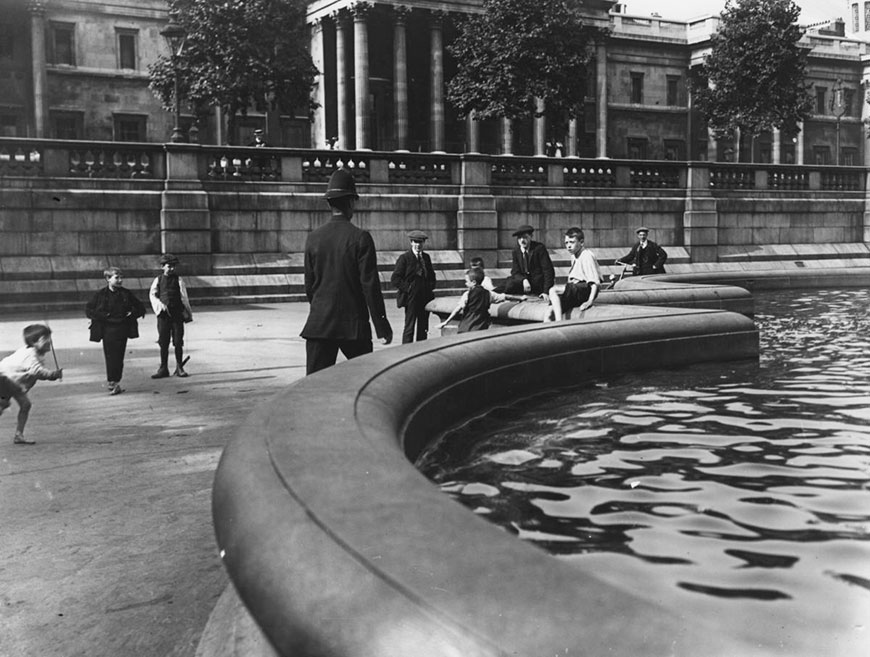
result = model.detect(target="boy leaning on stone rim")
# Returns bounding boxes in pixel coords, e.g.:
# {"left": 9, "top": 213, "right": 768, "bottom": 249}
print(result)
{"left": 149, "top": 253, "right": 194, "bottom": 379}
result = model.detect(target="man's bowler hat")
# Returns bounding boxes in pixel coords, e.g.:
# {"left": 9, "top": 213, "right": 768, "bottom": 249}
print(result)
{"left": 636, "top": 226, "right": 650, "bottom": 234}
{"left": 512, "top": 224, "right": 535, "bottom": 237}
{"left": 159, "top": 253, "right": 179, "bottom": 265}
{"left": 407, "top": 230, "right": 428, "bottom": 242}
{"left": 324, "top": 168, "right": 359, "bottom": 200}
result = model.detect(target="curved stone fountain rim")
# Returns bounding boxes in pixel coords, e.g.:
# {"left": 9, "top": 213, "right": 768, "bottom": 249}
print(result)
{"left": 211, "top": 296, "right": 777, "bottom": 656}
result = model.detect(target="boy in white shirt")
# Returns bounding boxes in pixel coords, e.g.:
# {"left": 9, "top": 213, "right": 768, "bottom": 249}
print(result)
{"left": 548, "top": 227, "right": 602, "bottom": 322}
{"left": 0, "top": 324, "right": 63, "bottom": 444}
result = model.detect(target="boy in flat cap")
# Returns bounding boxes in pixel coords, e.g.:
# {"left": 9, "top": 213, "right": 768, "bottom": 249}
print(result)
{"left": 498, "top": 224, "right": 555, "bottom": 298}
{"left": 149, "top": 253, "right": 193, "bottom": 378}
{"left": 301, "top": 168, "right": 393, "bottom": 374}
{"left": 616, "top": 226, "right": 667, "bottom": 276}
{"left": 391, "top": 230, "right": 437, "bottom": 343}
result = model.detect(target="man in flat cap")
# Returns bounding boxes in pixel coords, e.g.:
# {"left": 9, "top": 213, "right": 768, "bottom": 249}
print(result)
{"left": 617, "top": 226, "right": 667, "bottom": 276}
{"left": 391, "top": 230, "right": 437, "bottom": 343}
{"left": 301, "top": 168, "right": 393, "bottom": 374}
{"left": 498, "top": 224, "right": 555, "bottom": 298}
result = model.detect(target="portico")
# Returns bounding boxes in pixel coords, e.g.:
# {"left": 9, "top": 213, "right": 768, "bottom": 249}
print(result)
{"left": 306, "top": 0, "right": 616, "bottom": 155}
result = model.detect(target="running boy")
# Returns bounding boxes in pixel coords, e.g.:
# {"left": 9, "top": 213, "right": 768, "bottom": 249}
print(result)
{"left": 437, "top": 268, "right": 492, "bottom": 333}
{"left": 0, "top": 324, "right": 63, "bottom": 445}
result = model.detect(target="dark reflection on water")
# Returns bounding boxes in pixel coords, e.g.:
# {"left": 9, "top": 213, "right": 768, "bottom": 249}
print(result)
{"left": 418, "top": 289, "right": 870, "bottom": 632}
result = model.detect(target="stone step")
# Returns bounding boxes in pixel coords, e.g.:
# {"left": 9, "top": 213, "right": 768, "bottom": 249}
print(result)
{"left": 2, "top": 244, "right": 869, "bottom": 313}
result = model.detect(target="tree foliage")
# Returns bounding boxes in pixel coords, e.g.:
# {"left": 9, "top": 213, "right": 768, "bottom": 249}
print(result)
{"left": 691, "top": 0, "right": 813, "bottom": 146}
{"left": 446, "top": 0, "right": 606, "bottom": 126}
{"left": 149, "top": 0, "right": 318, "bottom": 143}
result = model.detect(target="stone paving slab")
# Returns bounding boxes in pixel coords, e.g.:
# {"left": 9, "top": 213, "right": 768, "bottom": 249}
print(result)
{"left": 0, "top": 302, "right": 408, "bottom": 657}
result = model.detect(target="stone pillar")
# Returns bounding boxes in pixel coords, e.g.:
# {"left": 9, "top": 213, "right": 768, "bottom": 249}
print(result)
{"left": 684, "top": 163, "right": 719, "bottom": 263}
{"left": 771, "top": 128, "right": 781, "bottom": 164}
{"left": 863, "top": 80, "right": 870, "bottom": 166}
{"left": 310, "top": 18, "right": 327, "bottom": 149}
{"left": 458, "top": 155, "right": 498, "bottom": 265}
{"left": 429, "top": 11, "right": 445, "bottom": 152}
{"left": 335, "top": 11, "right": 350, "bottom": 150}
{"left": 707, "top": 126, "right": 717, "bottom": 162}
{"left": 162, "top": 145, "right": 212, "bottom": 274}
{"left": 353, "top": 3, "right": 371, "bottom": 149}
{"left": 466, "top": 111, "right": 480, "bottom": 153}
{"left": 795, "top": 121, "right": 804, "bottom": 165}
{"left": 502, "top": 117, "right": 513, "bottom": 155}
{"left": 534, "top": 97, "right": 546, "bottom": 156}
{"left": 595, "top": 44, "right": 608, "bottom": 158}
{"left": 28, "top": 0, "right": 47, "bottom": 138}
{"left": 393, "top": 6, "right": 409, "bottom": 151}
{"left": 567, "top": 119, "right": 578, "bottom": 157}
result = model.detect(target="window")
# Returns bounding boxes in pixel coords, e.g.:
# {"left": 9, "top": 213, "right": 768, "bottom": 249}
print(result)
{"left": 51, "top": 111, "right": 83, "bottom": 140}
{"left": 813, "top": 145, "right": 830, "bottom": 165}
{"left": 117, "top": 29, "right": 137, "bottom": 70}
{"left": 866, "top": 2, "right": 870, "bottom": 31}
{"left": 630, "top": 72, "right": 644, "bottom": 104}
{"left": 844, "top": 89, "right": 855, "bottom": 117}
{"left": 666, "top": 75, "right": 680, "bottom": 106}
{"left": 113, "top": 114, "right": 146, "bottom": 142}
{"left": 50, "top": 22, "right": 75, "bottom": 66}
{"left": 815, "top": 87, "right": 827, "bottom": 115}
{"left": 854, "top": 3, "right": 860, "bottom": 32}
{"left": 0, "top": 23, "right": 13, "bottom": 58}
{"left": 842, "top": 148, "right": 857, "bottom": 166}
{"left": 627, "top": 137, "right": 647, "bottom": 159}
{"left": 663, "top": 139, "right": 684, "bottom": 160}
{"left": 0, "top": 113, "right": 19, "bottom": 137}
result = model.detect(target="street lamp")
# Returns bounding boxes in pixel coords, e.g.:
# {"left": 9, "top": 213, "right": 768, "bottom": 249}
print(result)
{"left": 160, "top": 18, "right": 187, "bottom": 143}
{"left": 830, "top": 78, "right": 847, "bottom": 165}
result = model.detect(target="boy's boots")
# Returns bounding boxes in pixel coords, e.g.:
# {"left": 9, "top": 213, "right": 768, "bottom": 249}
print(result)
{"left": 174, "top": 346, "right": 188, "bottom": 377}
{"left": 152, "top": 346, "right": 170, "bottom": 379}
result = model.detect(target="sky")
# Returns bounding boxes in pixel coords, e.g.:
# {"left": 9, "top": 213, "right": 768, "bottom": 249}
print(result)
{"left": 620, "top": 0, "right": 844, "bottom": 25}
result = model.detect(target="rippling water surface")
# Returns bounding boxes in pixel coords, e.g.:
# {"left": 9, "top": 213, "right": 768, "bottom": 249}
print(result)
{"left": 418, "top": 288, "right": 870, "bottom": 653}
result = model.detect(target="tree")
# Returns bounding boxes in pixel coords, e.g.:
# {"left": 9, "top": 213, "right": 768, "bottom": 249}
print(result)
{"left": 446, "top": 0, "right": 606, "bottom": 138}
{"left": 149, "top": 0, "right": 318, "bottom": 144}
{"left": 691, "top": 0, "right": 813, "bottom": 162}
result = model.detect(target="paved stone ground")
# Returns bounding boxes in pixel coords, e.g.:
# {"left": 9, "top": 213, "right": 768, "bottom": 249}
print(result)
{"left": 0, "top": 302, "right": 408, "bottom": 657}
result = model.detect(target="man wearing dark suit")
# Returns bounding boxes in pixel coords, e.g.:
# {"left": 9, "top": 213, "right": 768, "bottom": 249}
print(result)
{"left": 499, "top": 224, "right": 555, "bottom": 297}
{"left": 617, "top": 226, "right": 667, "bottom": 276}
{"left": 391, "top": 230, "right": 437, "bottom": 344}
{"left": 300, "top": 168, "right": 393, "bottom": 375}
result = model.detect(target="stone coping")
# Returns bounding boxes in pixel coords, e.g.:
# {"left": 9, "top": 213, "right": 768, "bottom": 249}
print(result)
{"left": 211, "top": 301, "right": 766, "bottom": 657}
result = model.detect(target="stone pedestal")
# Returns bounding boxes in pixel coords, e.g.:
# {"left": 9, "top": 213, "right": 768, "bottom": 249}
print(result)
{"left": 684, "top": 163, "right": 718, "bottom": 263}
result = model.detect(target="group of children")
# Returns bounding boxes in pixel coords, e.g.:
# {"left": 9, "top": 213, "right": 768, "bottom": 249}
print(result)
{"left": 0, "top": 253, "right": 193, "bottom": 445}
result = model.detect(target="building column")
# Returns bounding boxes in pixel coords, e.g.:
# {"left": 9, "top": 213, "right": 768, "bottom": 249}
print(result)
{"left": 567, "top": 119, "right": 578, "bottom": 157}
{"left": 353, "top": 3, "right": 371, "bottom": 149}
{"left": 796, "top": 121, "right": 804, "bottom": 165}
{"left": 772, "top": 128, "right": 781, "bottom": 164}
{"left": 534, "top": 97, "right": 546, "bottom": 156}
{"left": 393, "top": 6, "right": 409, "bottom": 151}
{"left": 310, "top": 18, "right": 327, "bottom": 149}
{"left": 502, "top": 117, "right": 513, "bottom": 155}
{"left": 595, "top": 43, "right": 607, "bottom": 158}
{"left": 429, "top": 11, "right": 445, "bottom": 152}
{"left": 466, "top": 111, "right": 480, "bottom": 153}
{"left": 29, "top": 0, "right": 47, "bottom": 138}
{"left": 335, "top": 11, "right": 350, "bottom": 150}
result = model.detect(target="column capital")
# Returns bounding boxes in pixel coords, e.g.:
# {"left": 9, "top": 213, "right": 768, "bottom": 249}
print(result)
{"left": 393, "top": 5, "right": 411, "bottom": 24}
{"left": 351, "top": 2, "right": 373, "bottom": 20}
{"left": 332, "top": 7, "right": 351, "bottom": 25}
{"left": 27, "top": 0, "right": 46, "bottom": 15}
{"left": 428, "top": 9, "right": 446, "bottom": 26}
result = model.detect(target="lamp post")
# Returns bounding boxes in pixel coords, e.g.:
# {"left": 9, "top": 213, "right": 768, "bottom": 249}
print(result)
{"left": 830, "top": 78, "right": 847, "bottom": 165}
{"left": 160, "top": 18, "right": 187, "bottom": 143}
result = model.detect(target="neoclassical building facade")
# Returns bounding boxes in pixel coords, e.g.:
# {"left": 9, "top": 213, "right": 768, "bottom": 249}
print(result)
{"left": 3, "top": 0, "right": 870, "bottom": 163}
